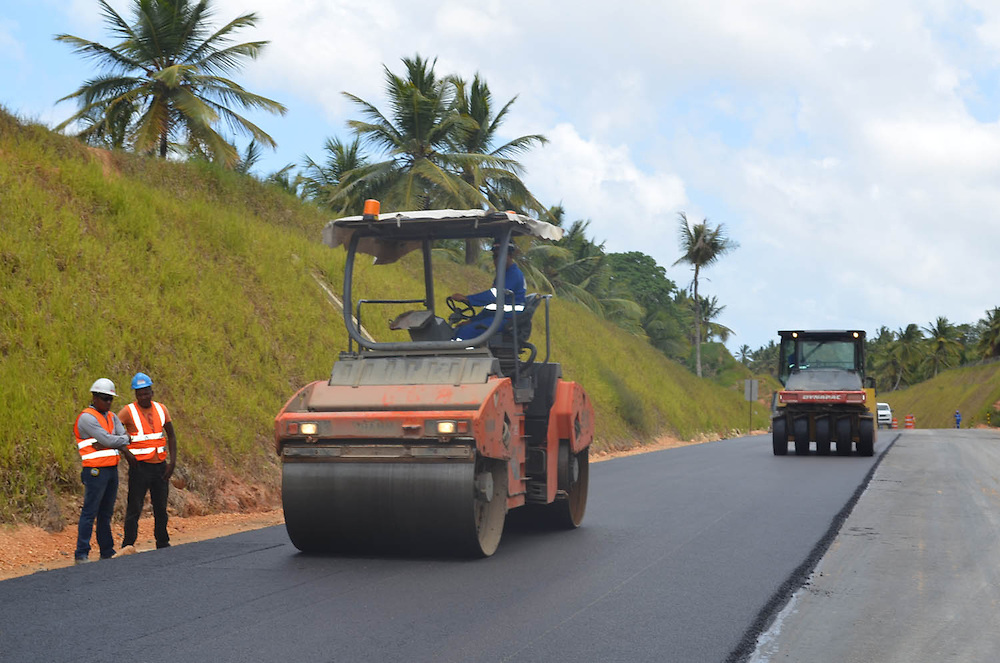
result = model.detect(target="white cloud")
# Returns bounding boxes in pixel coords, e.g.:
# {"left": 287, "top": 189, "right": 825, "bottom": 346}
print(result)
{"left": 15, "top": 0, "right": 1000, "bottom": 352}
{"left": 864, "top": 117, "right": 1000, "bottom": 176}
{"left": 522, "top": 124, "right": 687, "bottom": 254}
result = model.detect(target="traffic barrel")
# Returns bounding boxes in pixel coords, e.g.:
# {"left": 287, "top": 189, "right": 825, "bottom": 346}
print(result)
{"left": 904, "top": 414, "right": 915, "bottom": 429}
{"left": 891, "top": 417, "right": 898, "bottom": 429}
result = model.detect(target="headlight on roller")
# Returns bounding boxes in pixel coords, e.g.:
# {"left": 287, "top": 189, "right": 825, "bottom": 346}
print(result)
{"left": 428, "top": 420, "right": 470, "bottom": 437}
{"left": 299, "top": 423, "right": 318, "bottom": 436}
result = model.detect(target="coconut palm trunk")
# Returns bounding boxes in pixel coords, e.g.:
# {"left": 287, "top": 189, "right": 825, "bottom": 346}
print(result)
{"left": 673, "top": 213, "right": 738, "bottom": 379}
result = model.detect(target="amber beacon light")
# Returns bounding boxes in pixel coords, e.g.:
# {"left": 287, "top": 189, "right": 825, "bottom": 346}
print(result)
{"left": 362, "top": 199, "right": 381, "bottom": 220}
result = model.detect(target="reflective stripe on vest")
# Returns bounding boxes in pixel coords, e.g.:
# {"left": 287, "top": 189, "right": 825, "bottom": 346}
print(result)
{"left": 126, "top": 401, "right": 167, "bottom": 462}
{"left": 74, "top": 407, "right": 120, "bottom": 468}
{"left": 484, "top": 288, "right": 525, "bottom": 312}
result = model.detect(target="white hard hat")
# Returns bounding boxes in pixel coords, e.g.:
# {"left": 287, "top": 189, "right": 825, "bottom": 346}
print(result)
{"left": 89, "top": 378, "right": 117, "bottom": 397}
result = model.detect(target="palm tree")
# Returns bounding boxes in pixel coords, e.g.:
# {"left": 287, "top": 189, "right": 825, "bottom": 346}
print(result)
{"left": 74, "top": 96, "right": 139, "bottom": 149}
{"left": 450, "top": 75, "right": 548, "bottom": 264}
{"left": 233, "top": 139, "right": 261, "bottom": 174}
{"left": 299, "top": 137, "right": 372, "bottom": 215}
{"left": 696, "top": 295, "right": 733, "bottom": 344}
{"left": 888, "top": 324, "right": 925, "bottom": 389}
{"left": 921, "top": 316, "right": 961, "bottom": 377}
{"left": 55, "top": 0, "right": 286, "bottom": 166}
{"left": 673, "top": 213, "right": 738, "bottom": 377}
{"left": 334, "top": 55, "right": 483, "bottom": 212}
{"left": 264, "top": 164, "right": 301, "bottom": 196}
{"left": 977, "top": 307, "right": 1000, "bottom": 360}
{"left": 334, "top": 57, "right": 550, "bottom": 239}
{"left": 738, "top": 345, "right": 752, "bottom": 366}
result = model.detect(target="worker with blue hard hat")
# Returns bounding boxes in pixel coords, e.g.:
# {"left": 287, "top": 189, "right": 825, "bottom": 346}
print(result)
{"left": 449, "top": 239, "right": 527, "bottom": 341}
{"left": 116, "top": 371, "right": 178, "bottom": 554}
{"left": 132, "top": 372, "right": 153, "bottom": 389}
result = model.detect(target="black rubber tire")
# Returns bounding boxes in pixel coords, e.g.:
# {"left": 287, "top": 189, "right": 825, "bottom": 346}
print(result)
{"left": 772, "top": 418, "right": 788, "bottom": 455}
{"left": 836, "top": 418, "right": 853, "bottom": 456}
{"left": 815, "top": 417, "right": 832, "bottom": 455}
{"left": 857, "top": 418, "right": 875, "bottom": 457}
{"left": 793, "top": 417, "right": 810, "bottom": 455}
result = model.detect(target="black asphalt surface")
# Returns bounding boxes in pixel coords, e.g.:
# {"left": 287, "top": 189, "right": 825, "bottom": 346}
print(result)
{"left": 0, "top": 434, "right": 894, "bottom": 663}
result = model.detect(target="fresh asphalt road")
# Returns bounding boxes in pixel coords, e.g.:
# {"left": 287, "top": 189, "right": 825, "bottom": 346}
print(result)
{"left": 751, "top": 428, "right": 1000, "bottom": 662}
{"left": 0, "top": 435, "right": 891, "bottom": 663}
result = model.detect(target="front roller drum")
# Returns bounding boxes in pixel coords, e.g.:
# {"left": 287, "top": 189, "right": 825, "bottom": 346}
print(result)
{"left": 282, "top": 454, "right": 508, "bottom": 557}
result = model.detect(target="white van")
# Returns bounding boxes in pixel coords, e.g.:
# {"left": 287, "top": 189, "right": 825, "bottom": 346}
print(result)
{"left": 876, "top": 402, "right": 893, "bottom": 429}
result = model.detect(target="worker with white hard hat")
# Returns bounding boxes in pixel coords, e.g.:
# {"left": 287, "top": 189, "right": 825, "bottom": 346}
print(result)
{"left": 73, "top": 378, "right": 137, "bottom": 564}
{"left": 117, "top": 371, "right": 178, "bottom": 553}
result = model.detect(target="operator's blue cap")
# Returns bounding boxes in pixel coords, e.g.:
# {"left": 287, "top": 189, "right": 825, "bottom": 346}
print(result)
{"left": 131, "top": 372, "right": 153, "bottom": 390}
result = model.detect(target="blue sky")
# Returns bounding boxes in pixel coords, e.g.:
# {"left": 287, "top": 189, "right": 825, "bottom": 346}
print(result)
{"left": 4, "top": 0, "right": 1000, "bottom": 353}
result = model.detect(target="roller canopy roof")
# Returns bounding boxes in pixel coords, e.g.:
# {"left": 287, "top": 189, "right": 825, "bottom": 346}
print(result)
{"left": 322, "top": 209, "right": 564, "bottom": 265}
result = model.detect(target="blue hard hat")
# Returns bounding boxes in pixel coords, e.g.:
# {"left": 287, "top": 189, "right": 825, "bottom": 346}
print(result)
{"left": 131, "top": 372, "right": 153, "bottom": 390}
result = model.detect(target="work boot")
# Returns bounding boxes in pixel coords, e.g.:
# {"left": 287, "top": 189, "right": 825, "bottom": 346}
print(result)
{"left": 119, "top": 545, "right": 137, "bottom": 556}
{"left": 74, "top": 557, "right": 92, "bottom": 565}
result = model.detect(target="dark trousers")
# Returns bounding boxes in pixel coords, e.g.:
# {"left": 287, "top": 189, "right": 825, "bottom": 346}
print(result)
{"left": 75, "top": 466, "right": 119, "bottom": 560}
{"left": 454, "top": 312, "right": 503, "bottom": 341}
{"left": 123, "top": 461, "right": 170, "bottom": 548}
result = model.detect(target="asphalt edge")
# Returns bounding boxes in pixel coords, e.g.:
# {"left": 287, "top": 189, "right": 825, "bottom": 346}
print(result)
{"left": 725, "top": 432, "right": 901, "bottom": 663}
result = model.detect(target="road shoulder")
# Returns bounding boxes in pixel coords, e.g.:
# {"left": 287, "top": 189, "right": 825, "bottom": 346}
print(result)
{"left": 750, "top": 429, "right": 1000, "bottom": 662}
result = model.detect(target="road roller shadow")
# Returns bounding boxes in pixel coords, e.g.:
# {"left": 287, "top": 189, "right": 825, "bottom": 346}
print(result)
{"left": 279, "top": 507, "right": 582, "bottom": 562}
{"left": 502, "top": 506, "right": 583, "bottom": 537}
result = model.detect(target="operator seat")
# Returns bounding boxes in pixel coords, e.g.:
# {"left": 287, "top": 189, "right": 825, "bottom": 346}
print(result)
{"left": 488, "top": 293, "right": 541, "bottom": 377}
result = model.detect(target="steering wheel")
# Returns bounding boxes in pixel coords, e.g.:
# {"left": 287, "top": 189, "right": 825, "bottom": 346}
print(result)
{"left": 446, "top": 296, "right": 476, "bottom": 323}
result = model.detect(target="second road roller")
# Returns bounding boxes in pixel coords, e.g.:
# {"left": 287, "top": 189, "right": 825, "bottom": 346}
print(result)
{"left": 274, "top": 203, "right": 594, "bottom": 556}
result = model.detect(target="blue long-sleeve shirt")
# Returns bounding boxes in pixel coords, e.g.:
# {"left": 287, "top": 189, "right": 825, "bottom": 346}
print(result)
{"left": 452, "top": 263, "right": 527, "bottom": 341}
{"left": 467, "top": 263, "right": 526, "bottom": 311}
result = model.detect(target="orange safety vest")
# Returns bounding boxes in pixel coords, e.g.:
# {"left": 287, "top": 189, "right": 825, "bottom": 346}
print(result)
{"left": 123, "top": 401, "right": 168, "bottom": 462}
{"left": 74, "top": 407, "right": 121, "bottom": 468}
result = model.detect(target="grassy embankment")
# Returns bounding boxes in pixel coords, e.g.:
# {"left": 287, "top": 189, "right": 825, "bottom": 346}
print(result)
{"left": 875, "top": 361, "right": 1000, "bottom": 429}
{"left": 0, "top": 109, "right": 771, "bottom": 525}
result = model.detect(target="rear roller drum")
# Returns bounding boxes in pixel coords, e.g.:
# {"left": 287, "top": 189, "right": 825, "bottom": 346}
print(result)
{"left": 836, "top": 418, "right": 853, "bottom": 456}
{"left": 793, "top": 418, "right": 810, "bottom": 455}
{"left": 552, "top": 446, "right": 589, "bottom": 528}
{"left": 520, "top": 446, "right": 590, "bottom": 529}
{"left": 772, "top": 418, "right": 788, "bottom": 456}
{"left": 815, "top": 417, "right": 831, "bottom": 456}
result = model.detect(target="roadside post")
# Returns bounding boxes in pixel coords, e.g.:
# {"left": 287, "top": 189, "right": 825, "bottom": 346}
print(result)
{"left": 744, "top": 379, "right": 759, "bottom": 434}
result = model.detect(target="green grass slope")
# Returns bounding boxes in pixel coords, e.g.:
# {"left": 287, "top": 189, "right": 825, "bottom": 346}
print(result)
{"left": 0, "top": 110, "right": 769, "bottom": 524}
{"left": 876, "top": 360, "right": 1000, "bottom": 429}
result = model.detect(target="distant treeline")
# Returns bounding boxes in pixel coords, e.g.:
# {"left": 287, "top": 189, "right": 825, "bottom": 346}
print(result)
{"left": 740, "top": 311, "right": 1000, "bottom": 391}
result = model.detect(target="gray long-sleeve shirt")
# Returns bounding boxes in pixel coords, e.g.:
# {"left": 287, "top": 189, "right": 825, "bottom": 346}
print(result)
{"left": 77, "top": 411, "right": 131, "bottom": 449}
